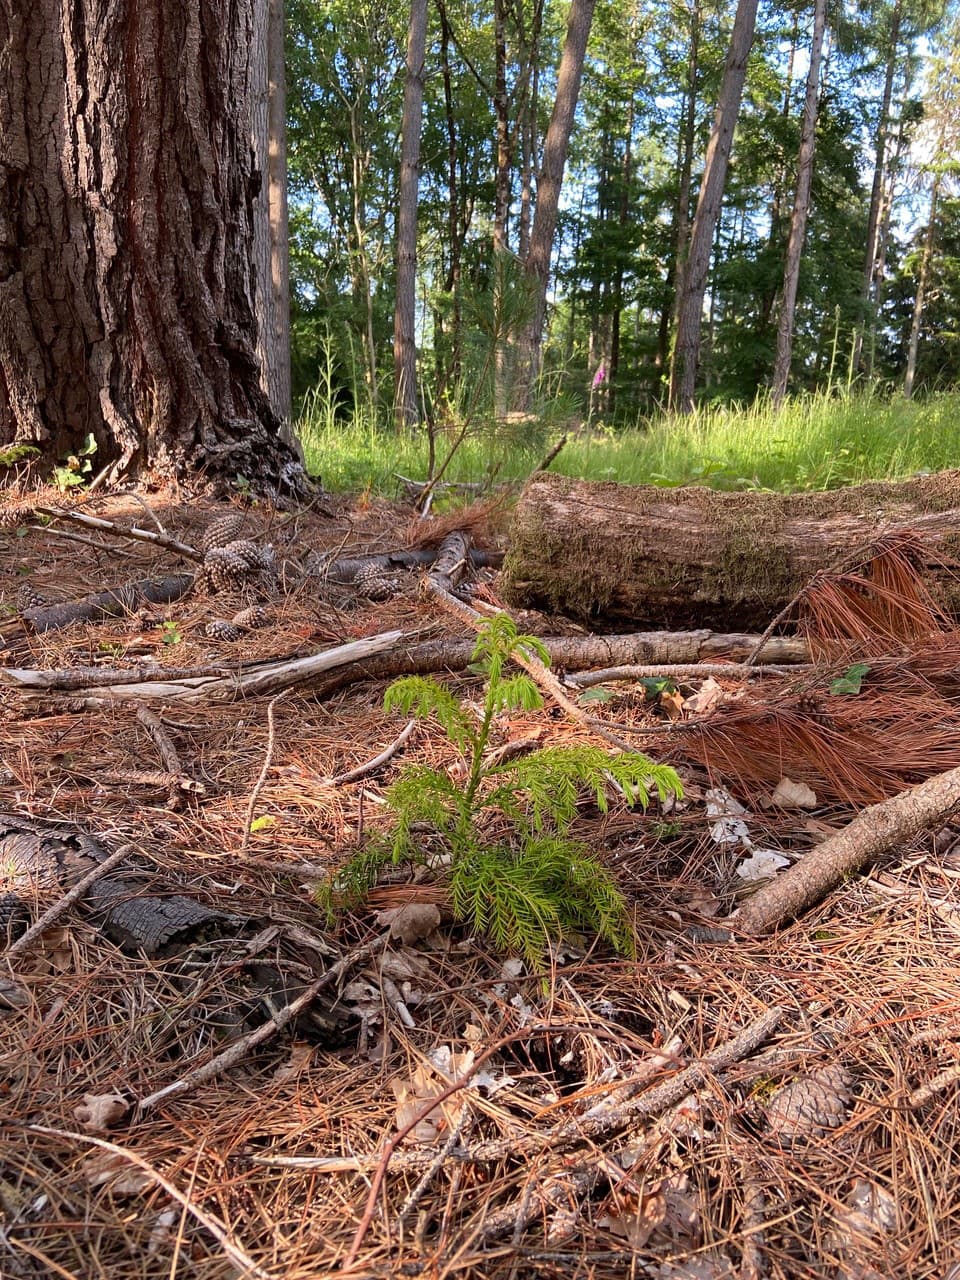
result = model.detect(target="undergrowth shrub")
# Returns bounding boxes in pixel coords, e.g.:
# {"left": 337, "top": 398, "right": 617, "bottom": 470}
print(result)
{"left": 320, "top": 614, "right": 683, "bottom": 969}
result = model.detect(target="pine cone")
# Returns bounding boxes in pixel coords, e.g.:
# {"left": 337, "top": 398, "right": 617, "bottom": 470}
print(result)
{"left": 203, "top": 539, "right": 275, "bottom": 591}
{"left": 765, "top": 1064, "right": 853, "bottom": 1144}
{"left": 354, "top": 563, "right": 401, "bottom": 601}
{"left": 200, "top": 512, "right": 245, "bottom": 554}
{"left": 231, "top": 604, "right": 270, "bottom": 630}
{"left": 16, "top": 584, "right": 48, "bottom": 612}
{"left": 205, "top": 619, "right": 242, "bottom": 642}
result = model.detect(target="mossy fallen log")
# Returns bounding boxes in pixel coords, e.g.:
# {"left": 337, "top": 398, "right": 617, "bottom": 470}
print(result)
{"left": 501, "top": 471, "right": 960, "bottom": 630}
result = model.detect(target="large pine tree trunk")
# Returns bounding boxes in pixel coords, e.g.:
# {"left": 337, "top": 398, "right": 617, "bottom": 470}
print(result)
{"left": 0, "top": 0, "right": 303, "bottom": 493}
{"left": 502, "top": 471, "right": 960, "bottom": 630}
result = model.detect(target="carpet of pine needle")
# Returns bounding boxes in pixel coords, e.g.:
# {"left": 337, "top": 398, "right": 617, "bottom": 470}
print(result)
{"left": 2, "top": 490, "right": 960, "bottom": 1280}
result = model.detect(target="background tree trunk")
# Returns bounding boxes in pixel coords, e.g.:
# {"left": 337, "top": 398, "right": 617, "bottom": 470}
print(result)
{"left": 502, "top": 471, "right": 960, "bottom": 630}
{"left": 770, "top": 0, "right": 827, "bottom": 405}
{"left": 393, "top": 0, "right": 428, "bottom": 430}
{"left": 511, "top": 0, "right": 597, "bottom": 411}
{"left": 252, "top": 0, "right": 297, "bottom": 450}
{"left": 0, "top": 0, "right": 302, "bottom": 492}
{"left": 668, "top": 0, "right": 759, "bottom": 413}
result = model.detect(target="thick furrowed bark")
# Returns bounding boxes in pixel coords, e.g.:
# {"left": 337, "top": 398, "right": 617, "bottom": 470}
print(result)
{"left": 0, "top": 0, "right": 301, "bottom": 493}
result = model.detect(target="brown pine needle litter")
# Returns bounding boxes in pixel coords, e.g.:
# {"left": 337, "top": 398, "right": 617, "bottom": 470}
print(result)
{"left": 2, "top": 494, "right": 960, "bottom": 1278}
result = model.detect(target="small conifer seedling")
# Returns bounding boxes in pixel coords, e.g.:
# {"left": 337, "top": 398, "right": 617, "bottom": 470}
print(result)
{"left": 320, "top": 614, "right": 683, "bottom": 968}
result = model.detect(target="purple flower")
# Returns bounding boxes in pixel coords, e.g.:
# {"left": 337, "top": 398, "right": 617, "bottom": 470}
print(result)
{"left": 592, "top": 363, "right": 607, "bottom": 389}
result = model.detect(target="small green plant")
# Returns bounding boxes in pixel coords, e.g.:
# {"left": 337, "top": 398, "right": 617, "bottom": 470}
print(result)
{"left": 320, "top": 614, "right": 683, "bottom": 969}
{"left": 0, "top": 443, "right": 41, "bottom": 469}
{"left": 52, "top": 433, "right": 97, "bottom": 491}
{"left": 160, "top": 620, "right": 183, "bottom": 647}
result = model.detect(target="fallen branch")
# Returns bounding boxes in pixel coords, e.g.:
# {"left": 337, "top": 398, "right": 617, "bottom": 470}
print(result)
{"left": 426, "top": 530, "right": 472, "bottom": 595}
{"left": 566, "top": 661, "right": 811, "bottom": 688}
{"left": 2, "top": 630, "right": 409, "bottom": 706}
{"left": 472, "top": 1006, "right": 785, "bottom": 1243}
{"left": 34, "top": 505, "right": 202, "bottom": 561}
{"left": 733, "top": 764, "right": 960, "bottom": 935}
{"left": 15, "top": 573, "right": 196, "bottom": 636}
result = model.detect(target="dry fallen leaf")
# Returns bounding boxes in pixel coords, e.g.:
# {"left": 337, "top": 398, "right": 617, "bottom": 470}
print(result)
{"left": 74, "top": 1092, "right": 130, "bottom": 1133}
{"left": 83, "top": 1151, "right": 153, "bottom": 1196}
{"left": 376, "top": 902, "right": 442, "bottom": 946}
{"left": 684, "top": 676, "right": 724, "bottom": 716}
{"left": 272, "top": 1042, "right": 315, "bottom": 1084}
{"left": 761, "top": 776, "right": 818, "bottom": 810}
{"left": 660, "top": 687, "right": 686, "bottom": 720}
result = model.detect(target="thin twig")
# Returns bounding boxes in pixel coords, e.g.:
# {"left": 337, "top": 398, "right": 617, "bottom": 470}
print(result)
{"left": 2, "top": 843, "right": 134, "bottom": 961}
{"left": 136, "top": 934, "right": 388, "bottom": 1114}
{"left": 396, "top": 1107, "right": 472, "bottom": 1229}
{"left": 329, "top": 719, "right": 417, "bottom": 786}
{"left": 240, "top": 690, "right": 288, "bottom": 857}
{"left": 566, "top": 662, "right": 813, "bottom": 688}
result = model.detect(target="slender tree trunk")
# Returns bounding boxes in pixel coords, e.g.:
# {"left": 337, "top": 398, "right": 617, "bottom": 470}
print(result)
{"left": 493, "top": 0, "right": 512, "bottom": 255}
{"left": 904, "top": 171, "right": 941, "bottom": 399}
{"left": 0, "top": 0, "right": 301, "bottom": 492}
{"left": 511, "top": 0, "right": 597, "bottom": 411}
{"left": 252, "top": 0, "right": 297, "bottom": 452}
{"left": 393, "top": 0, "right": 429, "bottom": 430}
{"left": 518, "top": 62, "right": 539, "bottom": 260}
{"left": 852, "top": 0, "right": 902, "bottom": 375}
{"left": 437, "top": 0, "right": 464, "bottom": 387}
{"left": 771, "top": 0, "right": 827, "bottom": 405}
{"left": 656, "top": 0, "right": 701, "bottom": 377}
{"left": 668, "top": 0, "right": 759, "bottom": 414}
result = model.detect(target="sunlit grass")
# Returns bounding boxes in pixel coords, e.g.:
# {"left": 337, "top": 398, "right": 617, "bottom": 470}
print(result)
{"left": 296, "top": 387, "right": 960, "bottom": 497}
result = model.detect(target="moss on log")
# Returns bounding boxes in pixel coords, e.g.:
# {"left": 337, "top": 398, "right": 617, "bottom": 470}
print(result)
{"left": 501, "top": 471, "right": 960, "bottom": 630}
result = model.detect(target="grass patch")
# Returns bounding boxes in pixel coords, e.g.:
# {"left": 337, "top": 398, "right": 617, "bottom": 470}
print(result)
{"left": 297, "top": 388, "right": 960, "bottom": 496}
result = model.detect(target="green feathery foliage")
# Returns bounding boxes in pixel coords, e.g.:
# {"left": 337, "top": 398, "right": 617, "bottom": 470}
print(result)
{"left": 321, "top": 614, "right": 683, "bottom": 969}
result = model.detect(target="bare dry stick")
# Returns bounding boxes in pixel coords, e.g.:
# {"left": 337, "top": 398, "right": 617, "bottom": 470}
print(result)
{"left": 733, "top": 765, "right": 960, "bottom": 935}
{"left": 1, "top": 630, "right": 409, "bottom": 706}
{"left": 240, "top": 689, "right": 289, "bottom": 857}
{"left": 2, "top": 843, "right": 134, "bottom": 961}
{"left": 566, "top": 661, "right": 813, "bottom": 688}
{"left": 24, "top": 1125, "right": 269, "bottom": 1279}
{"left": 35, "top": 505, "right": 202, "bottom": 561}
{"left": 396, "top": 1107, "right": 472, "bottom": 1229}
{"left": 135, "top": 705, "right": 183, "bottom": 775}
{"left": 135, "top": 935, "right": 388, "bottom": 1114}
{"left": 328, "top": 719, "right": 418, "bottom": 786}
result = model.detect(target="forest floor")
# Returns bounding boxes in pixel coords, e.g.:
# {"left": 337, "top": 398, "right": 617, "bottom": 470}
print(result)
{"left": 1, "top": 483, "right": 959, "bottom": 1280}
